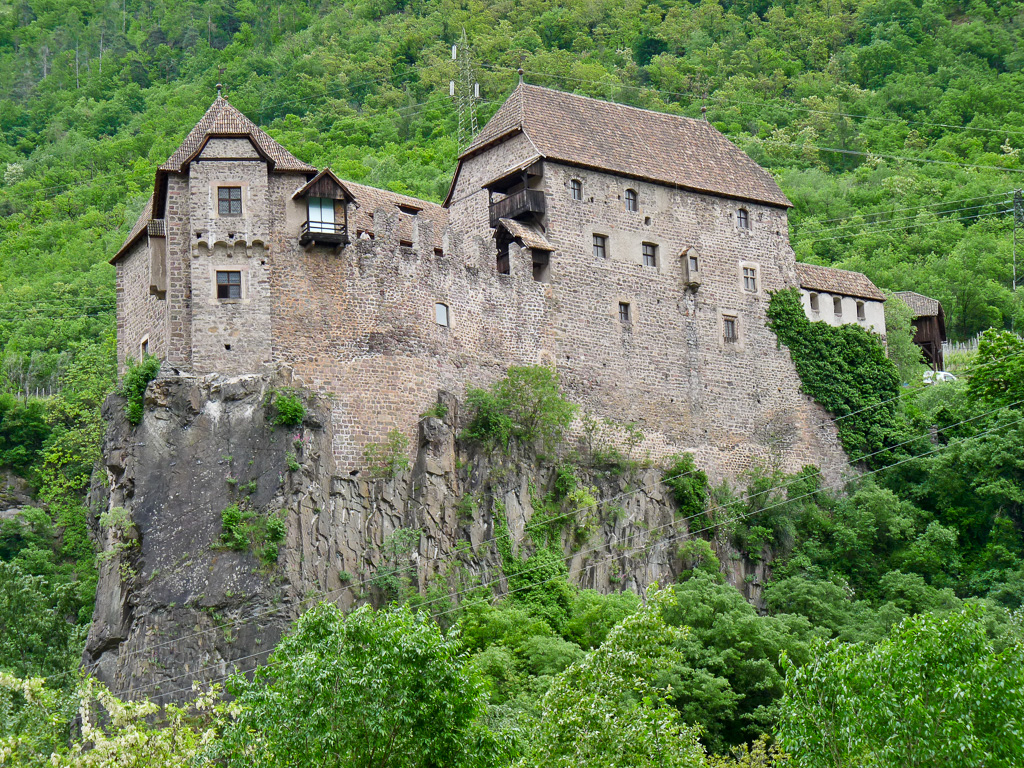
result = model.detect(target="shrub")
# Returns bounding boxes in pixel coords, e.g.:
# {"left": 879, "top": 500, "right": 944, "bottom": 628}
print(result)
{"left": 663, "top": 453, "right": 709, "bottom": 517}
{"left": 463, "top": 365, "right": 577, "bottom": 454}
{"left": 363, "top": 429, "right": 411, "bottom": 479}
{"left": 270, "top": 390, "right": 306, "bottom": 427}
{"left": 118, "top": 355, "right": 161, "bottom": 426}
{"left": 220, "top": 504, "right": 286, "bottom": 566}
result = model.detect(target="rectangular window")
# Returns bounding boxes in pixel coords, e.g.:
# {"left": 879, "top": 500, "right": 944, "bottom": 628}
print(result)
{"left": 834, "top": 296, "right": 843, "bottom": 317}
{"left": 688, "top": 255, "right": 699, "bottom": 273}
{"left": 642, "top": 242, "right": 657, "bottom": 268}
{"left": 216, "top": 270, "right": 242, "bottom": 299}
{"left": 723, "top": 316, "right": 738, "bottom": 342}
{"left": 618, "top": 302, "right": 631, "bottom": 324}
{"left": 593, "top": 234, "right": 607, "bottom": 259}
{"left": 435, "top": 303, "right": 450, "bottom": 327}
{"left": 743, "top": 267, "right": 757, "bottom": 292}
{"left": 857, "top": 301, "right": 866, "bottom": 321}
{"left": 571, "top": 179, "right": 583, "bottom": 201}
{"left": 218, "top": 187, "right": 242, "bottom": 216}
{"left": 307, "top": 196, "right": 335, "bottom": 232}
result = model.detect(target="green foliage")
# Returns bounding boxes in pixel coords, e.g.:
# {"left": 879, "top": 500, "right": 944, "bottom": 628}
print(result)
{"left": 268, "top": 390, "right": 306, "bottom": 427}
{"left": 883, "top": 293, "right": 926, "bottom": 383}
{"left": 117, "top": 355, "right": 160, "bottom": 426}
{"left": 371, "top": 527, "right": 420, "bottom": 601}
{"left": 966, "top": 328, "right": 1024, "bottom": 407}
{"left": 219, "top": 504, "right": 286, "bottom": 566}
{"left": 420, "top": 401, "right": 449, "bottom": 420}
{"left": 222, "top": 602, "right": 504, "bottom": 768}
{"left": 0, "top": 395, "right": 51, "bottom": 476}
{"left": 777, "top": 606, "right": 1024, "bottom": 767}
{"left": 517, "top": 587, "right": 706, "bottom": 768}
{"left": 663, "top": 453, "right": 709, "bottom": 517}
{"left": 767, "top": 288, "right": 906, "bottom": 464}
{"left": 463, "top": 366, "right": 577, "bottom": 454}
{"left": 363, "top": 428, "right": 411, "bottom": 479}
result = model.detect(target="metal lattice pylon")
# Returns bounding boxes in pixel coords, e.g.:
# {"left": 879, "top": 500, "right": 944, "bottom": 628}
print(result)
{"left": 450, "top": 30, "right": 479, "bottom": 150}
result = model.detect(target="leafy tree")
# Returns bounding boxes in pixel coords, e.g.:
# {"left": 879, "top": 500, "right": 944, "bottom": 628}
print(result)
{"left": 882, "top": 293, "right": 926, "bottom": 383}
{"left": 776, "top": 606, "right": 1024, "bottom": 768}
{"left": 222, "top": 602, "right": 504, "bottom": 768}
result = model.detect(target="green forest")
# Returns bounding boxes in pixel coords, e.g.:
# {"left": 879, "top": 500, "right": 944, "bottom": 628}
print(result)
{"left": 2, "top": 0, "right": 1024, "bottom": 763}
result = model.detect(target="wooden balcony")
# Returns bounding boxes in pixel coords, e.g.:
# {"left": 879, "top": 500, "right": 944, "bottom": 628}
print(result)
{"left": 299, "top": 220, "right": 349, "bottom": 246}
{"left": 489, "top": 188, "right": 545, "bottom": 227}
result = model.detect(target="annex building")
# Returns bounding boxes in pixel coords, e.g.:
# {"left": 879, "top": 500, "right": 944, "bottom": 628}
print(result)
{"left": 112, "top": 82, "right": 863, "bottom": 478}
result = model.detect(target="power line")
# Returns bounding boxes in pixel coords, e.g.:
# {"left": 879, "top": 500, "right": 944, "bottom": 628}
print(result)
{"left": 794, "top": 191, "right": 1010, "bottom": 226}
{"left": 798, "top": 209, "right": 1009, "bottom": 245}
{"left": 796, "top": 199, "right": 1011, "bottom": 238}
{"left": 128, "top": 407, "right": 1024, "bottom": 702}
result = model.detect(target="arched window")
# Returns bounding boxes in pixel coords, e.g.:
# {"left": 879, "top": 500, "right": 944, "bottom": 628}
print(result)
{"left": 833, "top": 296, "right": 842, "bottom": 317}
{"left": 625, "top": 188, "right": 638, "bottom": 212}
{"left": 809, "top": 293, "right": 820, "bottom": 312}
{"left": 570, "top": 179, "right": 583, "bottom": 201}
{"left": 856, "top": 301, "right": 866, "bottom": 321}
{"left": 737, "top": 208, "right": 749, "bottom": 229}
{"left": 435, "top": 303, "right": 450, "bottom": 327}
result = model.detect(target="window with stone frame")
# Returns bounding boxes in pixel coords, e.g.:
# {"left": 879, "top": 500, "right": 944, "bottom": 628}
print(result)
{"left": 688, "top": 253, "right": 699, "bottom": 273}
{"left": 742, "top": 266, "right": 757, "bottom": 292}
{"left": 833, "top": 296, "right": 843, "bottom": 317}
{"left": 737, "top": 208, "right": 749, "bottom": 229}
{"left": 857, "top": 301, "right": 866, "bottom": 321}
{"left": 618, "top": 302, "right": 631, "bottom": 324}
{"left": 218, "top": 186, "right": 242, "bottom": 216}
{"left": 723, "top": 315, "right": 738, "bottom": 342}
{"left": 216, "top": 270, "right": 242, "bottom": 299}
{"left": 625, "top": 188, "right": 638, "bottom": 212}
{"left": 435, "top": 303, "right": 450, "bottom": 327}
{"left": 809, "top": 292, "right": 820, "bottom": 312}
{"left": 593, "top": 234, "right": 608, "bottom": 259}
{"left": 570, "top": 179, "right": 583, "bottom": 201}
{"left": 642, "top": 242, "right": 657, "bottom": 268}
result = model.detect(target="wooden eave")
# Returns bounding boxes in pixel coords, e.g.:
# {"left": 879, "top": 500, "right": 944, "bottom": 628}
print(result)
{"left": 292, "top": 168, "right": 355, "bottom": 202}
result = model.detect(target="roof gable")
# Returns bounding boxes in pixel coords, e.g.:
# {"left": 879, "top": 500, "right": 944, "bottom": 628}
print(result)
{"left": 455, "top": 83, "right": 791, "bottom": 209}
{"left": 892, "top": 291, "right": 942, "bottom": 318}
{"left": 160, "top": 96, "right": 315, "bottom": 174}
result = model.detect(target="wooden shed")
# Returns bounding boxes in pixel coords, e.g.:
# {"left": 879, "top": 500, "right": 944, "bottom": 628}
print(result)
{"left": 893, "top": 291, "right": 946, "bottom": 370}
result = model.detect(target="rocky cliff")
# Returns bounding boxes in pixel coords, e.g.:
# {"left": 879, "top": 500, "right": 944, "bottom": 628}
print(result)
{"left": 84, "top": 370, "right": 771, "bottom": 701}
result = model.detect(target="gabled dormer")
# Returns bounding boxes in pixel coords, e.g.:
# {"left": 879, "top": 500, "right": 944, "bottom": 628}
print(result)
{"left": 483, "top": 155, "right": 545, "bottom": 228}
{"left": 293, "top": 169, "right": 354, "bottom": 247}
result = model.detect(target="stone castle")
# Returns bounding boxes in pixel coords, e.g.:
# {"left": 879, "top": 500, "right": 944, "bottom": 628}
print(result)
{"left": 112, "top": 81, "right": 853, "bottom": 479}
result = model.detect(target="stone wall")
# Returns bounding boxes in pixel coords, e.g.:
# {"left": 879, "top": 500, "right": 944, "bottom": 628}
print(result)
{"left": 115, "top": 239, "right": 168, "bottom": 370}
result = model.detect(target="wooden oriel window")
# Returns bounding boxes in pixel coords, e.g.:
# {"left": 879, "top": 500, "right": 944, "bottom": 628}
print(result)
{"left": 743, "top": 266, "right": 757, "bottom": 292}
{"left": 216, "top": 270, "right": 241, "bottom": 299}
{"left": 570, "top": 179, "right": 583, "bottom": 201}
{"left": 642, "top": 242, "right": 657, "bottom": 267}
{"left": 618, "top": 302, "right": 631, "bottom": 323}
{"left": 723, "top": 316, "right": 738, "bottom": 342}
{"left": 625, "top": 188, "right": 638, "bottom": 212}
{"left": 737, "top": 208, "right": 749, "bottom": 229}
{"left": 593, "top": 234, "right": 608, "bottom": 259}
{"left": 218, "top": 187, "right": 242, "bottom": 216}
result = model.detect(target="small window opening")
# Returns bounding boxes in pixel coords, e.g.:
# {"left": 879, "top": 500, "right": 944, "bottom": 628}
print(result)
{"left": 833, "top": 296, "right": 843, "bottom": 317}
{"left": 570, "top": 179, "right": 583, "bottom": 201}
{"left": 224, "top": 344, "right": 231, "bottom": 351}
{"left": 723, "top": 316, "right": 738, "bottom": 342}
{"left": 218, "top": 187, "right": 242, "bottom": 216}
{"left": 140, "top": 338, "right": 149, "bottom": 356}
{"left": 625, "top": 188, "right": 638, "bottom": 212}
{"left": 435, "top": 303, "right": 450, "bottom": 327}
{"left": 433, "top": 247, "right": 444, "bottom": 257}
{"left": 532, "top": 251, "right": 551, "bottom": 283}
{"left": 399, "top": 239, "right": 413, "bottom": 248}
{"left": 688, "top": 254, "right": 699, "bottom": 273}
{"left": 742, "top": 266, "right": 757, "bottom": 292}
{"left": 496, "top": 242, "right": 510, "bottom": 275}
{"left": 618, "top": 302, "right": 631, "bottom": 324}
{"left": 737, "top": 208, "right": 749, "bottom": 229}
{"left": 593, "top": 234, "right": 608, "bottom": 260}
{"left": 642, "top": 242, "right": 657, "bottom": 268}
{"left": 856, "top": 301, "right": 866, "bottom": 321}
{"left": 216, "top": 270, "right": 241, "bottom": 299}
{"left": 809, "top": 292, "right": 819, "bottom": 312}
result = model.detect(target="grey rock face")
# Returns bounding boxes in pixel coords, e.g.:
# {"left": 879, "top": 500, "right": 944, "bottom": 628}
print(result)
{"left": 85, "top": 373, "right": 765, "bottom": 701}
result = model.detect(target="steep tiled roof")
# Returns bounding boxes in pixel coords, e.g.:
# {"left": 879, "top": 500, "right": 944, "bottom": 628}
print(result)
{"left": 344, "top": 180, "right": 448, "bottom": 251}
{"left": 892, "top": 291, "right": 941, "bottom": 318}
{"left": 160, "top": 96, "right": 315, "bottom": 173}
{"left": 497, "top": 218, "right": 554, "bottom": 251}
{"left": 458, "top": 83, "right": 791, "bottom": 208}
{"left": 796, "top": 262, "right": 885, "bottom": 301}
{"left": 110, "top": 196, "right": 153, "bottom": 263}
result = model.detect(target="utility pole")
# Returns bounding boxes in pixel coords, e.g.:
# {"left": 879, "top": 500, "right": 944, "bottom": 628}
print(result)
{"left": 450, "top": 30, "right": 480, "bottom": 151}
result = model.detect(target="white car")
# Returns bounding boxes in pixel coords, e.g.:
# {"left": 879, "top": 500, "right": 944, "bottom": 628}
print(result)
{"left": 923, "top": 370, "right": 957, "bottom": 384}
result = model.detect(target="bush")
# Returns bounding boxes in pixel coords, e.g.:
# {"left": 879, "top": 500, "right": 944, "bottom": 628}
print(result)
{"left": 0, "top": 394, "right": 51, "bottom": 475}
{"left": 220, "top": 504, "right": 286, "bottom": 565}
{"left": 663, "top": 454, "right": 709, "bottom": 517}
{"left": 270, "top": 390, "right": 306, "bottom": 427}
{"left": 463, "top": 365, "right": 577, "bottom": 454}
{"left": 118, "top": 355, "right": 161, "bottom": 426}
{"left": 363, "top": 429, "right": 411, "bottom": 479}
